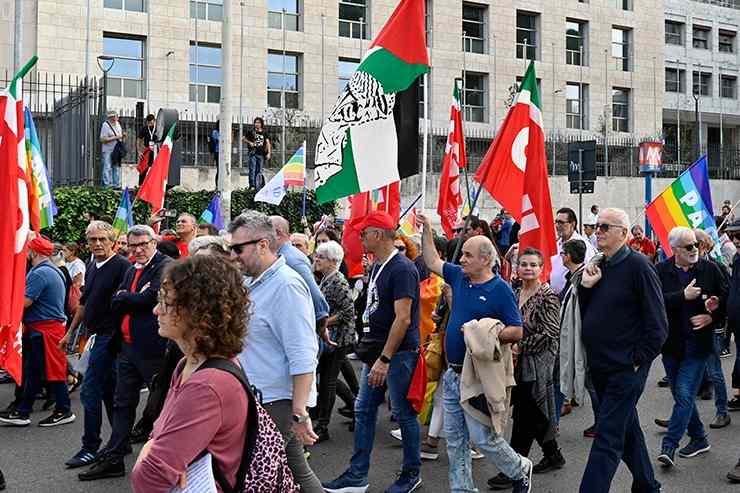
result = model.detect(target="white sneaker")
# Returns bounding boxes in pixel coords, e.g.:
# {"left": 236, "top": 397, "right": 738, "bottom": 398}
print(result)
{"left": 470, "top": 448, "right": 484, "bottom": 460}
{"left": 347, "top": 353, "right": 359, "bottom": 360}
{"left": 390, "top": 428, "right": 402, "bottom": 441}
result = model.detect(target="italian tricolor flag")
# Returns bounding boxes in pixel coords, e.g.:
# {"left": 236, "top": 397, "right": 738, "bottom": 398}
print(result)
{"left": 138, "top": 123, "right": 175, "bottom": 220}
{"left": 314, "top": 0, "right": 429, "bottom": 204}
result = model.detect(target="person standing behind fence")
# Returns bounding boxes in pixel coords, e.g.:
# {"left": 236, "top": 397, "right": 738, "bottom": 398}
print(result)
{"left": 245, "top": 117, "right": 271, "bottom": 190}
{"left": 100, "top": 111, "right": 125, "bottom": 188}
{"left": 136, "top": 114, "right": 158, "bottom": 186}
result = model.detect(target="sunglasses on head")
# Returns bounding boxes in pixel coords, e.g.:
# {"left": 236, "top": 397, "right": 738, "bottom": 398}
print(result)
{"left": 678, "top": 242, "right": 700, "bottom": 252}
{"left": 229, "top": 238, "right": 265, "bottom": 255}
{"left": 595, "top": 223, "right": 625, "bottom": 233}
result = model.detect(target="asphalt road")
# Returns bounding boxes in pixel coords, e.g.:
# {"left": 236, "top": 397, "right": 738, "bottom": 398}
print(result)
{"left": 1, "top": 356, "right": 739, "bottom": 493}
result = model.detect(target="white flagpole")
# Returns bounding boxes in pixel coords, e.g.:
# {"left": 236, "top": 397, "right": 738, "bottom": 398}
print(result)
{"left": 421, "top": 72, "right": 429, "bottom": 213}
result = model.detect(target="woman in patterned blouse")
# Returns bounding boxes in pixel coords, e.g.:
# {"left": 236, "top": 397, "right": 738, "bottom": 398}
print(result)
{"left": 312, "top": 240, "right": 356, "bottom": 443}
{"left": 512, "top": 248, "right": 563, "bottom": 474}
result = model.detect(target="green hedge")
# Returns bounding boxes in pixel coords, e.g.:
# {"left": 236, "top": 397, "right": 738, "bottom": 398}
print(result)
{"left": 43, "top": 187, "right": 335, "bottom": 244}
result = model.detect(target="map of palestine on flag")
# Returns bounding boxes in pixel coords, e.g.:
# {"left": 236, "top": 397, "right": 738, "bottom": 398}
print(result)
{"left": 313, "top": 0, "right": 429, "bottom": 204}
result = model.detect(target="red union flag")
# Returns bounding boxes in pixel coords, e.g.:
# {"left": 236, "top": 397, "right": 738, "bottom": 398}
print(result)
{"left": 474, "top": 62, "right": 556, "bottom": 280}
{"left": 437, "top": 80, "right": 466, "bottom": 238}
{"left": 0, "top": 56, "right": 37, "bottom": 384}
{"left": 138, "top": 123, "right": 175, "bottom": 232}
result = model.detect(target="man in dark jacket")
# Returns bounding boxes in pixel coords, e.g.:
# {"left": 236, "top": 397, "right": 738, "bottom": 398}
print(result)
{"left": 79, "top": 225, "right": 170, "bottom": 481}
{"left": 654, "top": 227, "right": 727, "bottom": 468}
{"left": 727, "top": 220, "right": 740, "bottom": 412}
{"left": 578, "top": 208, "right": 668, "bottom": 493}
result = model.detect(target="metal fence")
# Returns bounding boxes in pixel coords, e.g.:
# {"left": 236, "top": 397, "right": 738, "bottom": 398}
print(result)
{"left": 5, "top": 68, "right": 740, "bottom": 186}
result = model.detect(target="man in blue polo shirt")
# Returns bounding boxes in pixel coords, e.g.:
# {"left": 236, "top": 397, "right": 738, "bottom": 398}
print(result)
{"left": 416, "top": 213, "right": 533, "bottom": 493}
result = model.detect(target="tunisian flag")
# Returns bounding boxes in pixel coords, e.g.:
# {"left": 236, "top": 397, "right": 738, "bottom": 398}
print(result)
{"left": 437, "top": 80, "right": 466, "bottom": 239}
{"left": 138, "top": 123, "right": 175, "bottom": 230}
{"left": 0, "top": 56, "right": 37, "bottom": 384}
{"left": 474, "top": 62, "right": 556, "bottom": 280}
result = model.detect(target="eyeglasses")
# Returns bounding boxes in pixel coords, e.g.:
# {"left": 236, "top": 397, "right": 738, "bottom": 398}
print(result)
{"left": 129, "top": 239, "right": 154, "bottom": 251}
{"left": 678, "top": 242, "right": 700, "bottom": 252}
{"left": 396, "top": 246, "right": 406, "bottom": 252}
{"left": 230, "top": 238, "right": 265, "bottom": 255}
{"left": 554, "top": 220, "right": 571, "bottom": 226}
{"left": 452, "top": 228, "right": 463, "bottom": 233}
{"left": 595, "top": 223, "right": 625, "bottom": 233}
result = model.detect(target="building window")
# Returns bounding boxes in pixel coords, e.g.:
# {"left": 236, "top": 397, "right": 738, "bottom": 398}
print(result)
{"left": 462, "top": 3, "right": 486, "bottom": 54}
{"left": 665, "top": 68, "right": 685, "bottom": 93}
{"left": 337, "top": 58, "right": 359, "bottom": 94}
{"left": 614, "top": 0, "right": 632, "bottom": 10}
{"left": 721, "top": 75, "right": 737, "bottom": 99}
{"left": 612, "top": 87, "right": 630, "bottom": 133}
{"left": 516, "top": 11, "right": 538, "bottom": 60}
{"left": 268, "top": 51, "right": 302, "bottom": 109}
{"left": 665, "top": 21, "right": 684, "bottom": 46}
{"left": 268, "top": 0, "right": 300, "bottom": 31}
{"left": 339, "top": 0, "right": 367, "bottom": 39}
{"left": 425, "top": 0, "right": 432, "bottom": 47}
{"left": 611, "top": 27, "right": 631, "bottom": 71}
{"left": 566, "top": 20, "right": 587, "bottom": 66}
{"left": 719, "top": 30, "right": 736, "bottom": 53}
{"left": 692, "top": 71, "right": 712, "bottom": 96}
{"left": 566, "top": 82, "right": 588, "bottom": 130}
{"left": 463, "top": 72, "right": 487, "bottom": 123}
{"left": 103, "top": 34, "right": 146, "bottom": 99}
{"left": 190, "top": 0, "right": 223, "bottom": 21}
{"left": 189, "top": 43, "right": 222, "bottom": 103}
{"left": 104, "top": 0, "right": 146, "bottom": 12}
{"left": 693, "top": 26, "right": 711, "bottom": 50}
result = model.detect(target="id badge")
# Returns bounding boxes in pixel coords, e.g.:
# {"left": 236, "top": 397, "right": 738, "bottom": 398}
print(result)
{"left": 362, "top": 309, "right": 370, "bottom": 332}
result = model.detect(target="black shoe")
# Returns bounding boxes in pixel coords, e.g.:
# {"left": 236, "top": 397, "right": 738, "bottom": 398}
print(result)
{"left": 710, "top": 414, "right": 731, "bottom": 429}
{"left": 533, "top": 452, "right": 565, "bottom": 474}
{"left": 338, "top": 405, "right": 355, "bottom": 420}
{"left": 78, "top": 456, "right": 125, "bottom": 481}
{"left": 129, "top": 425, "right": 151, "bottom": 444}
{"left": 657, "top": 447, "right": 675, "bottom": 468}
{"left": 0, "top": 410, "right": 30, "bottom": 427}
{"left": 729, "top": 397, "right": 740, "bottom": 411}
{"left": 488, "top": 472, "right": 513, "bottom": 490}
{"left": 654, "top": 418, "right": 669, "bottom": 429}
{"left": 314, "top": 426, "right": 330, "bottom": 444}
{"left": 0, "top": 401, "right": 18, "bottom": 419}
{"left": 38, "top": 409, "right": 75, "bottom": 427}
{"left": 65, "top": 449, "right": 100, "bottom": 469}
{"left": 658, "top": 376, "right": 670, "bottom": 388}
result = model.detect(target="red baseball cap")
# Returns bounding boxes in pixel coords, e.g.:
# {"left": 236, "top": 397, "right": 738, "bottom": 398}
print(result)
{"left": 352, "top": 211, "right": 396, "bottom": 232}
{"left": 29, "top": 235, "right": 54, "bottom": 256}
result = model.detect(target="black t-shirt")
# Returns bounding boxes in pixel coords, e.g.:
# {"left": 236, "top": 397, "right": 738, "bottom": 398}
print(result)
{"left": 246, "top": 129, "right": 270, "bottom": 156}
{"left": 137, "top": 126, "right": 159, "bottom": 146}
{"left": 366, "top": 253, "right": 420, "bottom": 351}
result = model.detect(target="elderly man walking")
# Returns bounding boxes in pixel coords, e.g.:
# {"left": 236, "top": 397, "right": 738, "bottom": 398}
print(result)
{"left": 229, "top": 211, "right": 323, "bottom": 493}
{"left": 654, "top": 226, "right": 727, "bottom": 467}
{"left": 577, "top": 208, "right": 668, "bottom": 493}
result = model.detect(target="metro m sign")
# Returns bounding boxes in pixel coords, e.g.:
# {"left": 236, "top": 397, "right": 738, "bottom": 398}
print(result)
{"left": 639, "top": 141, "right": 663, "bottom": 173}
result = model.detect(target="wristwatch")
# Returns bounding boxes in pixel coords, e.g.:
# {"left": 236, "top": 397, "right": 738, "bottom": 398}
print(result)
{"left": 379, "top": 354, "right": 391, "bottom": 364}
{"left": 292, "top": 413, "right": 310, "bottom": 424}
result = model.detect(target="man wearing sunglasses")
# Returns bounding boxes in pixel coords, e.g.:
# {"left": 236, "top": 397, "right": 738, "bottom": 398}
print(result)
{"left": 578, "top": 208, "right": 668, "bottom": 493}
{"left": 653, "top": 227, "right": 727, "bottom": 469}
{"left": 228, "top": 211, "right": 323, "bottom": 493}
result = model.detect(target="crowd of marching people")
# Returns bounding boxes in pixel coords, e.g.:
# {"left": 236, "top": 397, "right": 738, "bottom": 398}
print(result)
{"left": 1, "top": 200, "right": 740, "bottom": 493}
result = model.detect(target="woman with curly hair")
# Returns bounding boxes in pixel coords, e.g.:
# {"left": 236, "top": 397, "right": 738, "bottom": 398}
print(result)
{"left": 131, "top": 255, "right": 251, "bottom": 493}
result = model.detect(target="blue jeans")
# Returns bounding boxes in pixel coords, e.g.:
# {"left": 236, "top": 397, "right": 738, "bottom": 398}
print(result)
{"left": 101, "top": 151, "right": 121, "bottom": 188}
{"left": 80, "top": 335, "right": 117, "bottom": 453}
{"left": 248, "top": 153, "right": 265, "bottom": 189}
{"left": 443, "top": 369, "right": 525, "bottom": 493}
{"left": 662, "top": 352, "right": 709, "bottom": 450}
{"left": 17, "top": 334, "right": 70, "bottom": 416}
{"left": 580, "top": 364, "right": 660, "bottom": 493}
{"left": 706, "top": 333, "right": 729, "bottom": 416}
{"left": 347, "top": 350, "right": 420, "bottom": 481}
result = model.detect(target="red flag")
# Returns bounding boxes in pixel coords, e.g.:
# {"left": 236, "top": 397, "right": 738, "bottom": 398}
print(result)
{"left": 137, "top": 124, "right": 175, "bottom": 223}
{"left": 0, "top": 57, "right": 37, "bottom": 384}
{"left": 437, "top": 81, "right": 466, "bottom": 238}
{"left": 474, "top": 62, "right": 556, "bottom": 280}
{"left": 137, "top": 147, "right": 152, "bottom": 175}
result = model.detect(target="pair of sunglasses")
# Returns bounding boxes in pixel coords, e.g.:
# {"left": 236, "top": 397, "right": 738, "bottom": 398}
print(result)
{"left": 229, "top": 238, "right": 265, "bottom": 255}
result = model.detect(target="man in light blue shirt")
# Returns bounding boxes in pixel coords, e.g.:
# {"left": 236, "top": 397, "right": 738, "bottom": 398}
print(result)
{"left": 229, "top": 211, "right": 323, "bottom": 493}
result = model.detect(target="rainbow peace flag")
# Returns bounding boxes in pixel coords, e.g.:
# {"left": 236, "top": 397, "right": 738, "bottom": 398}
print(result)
{"left": 282, "top": 141, "right": 306, "bottom": 188}
{"left": 646, "top": 156, "right": 720, "bottom": 258}
{"left": 399, "top": 208, "right": 418, "bottom": 236}
{"left": 24, "top": 106, "right": 57, "bottom": 229}
{"left": 112, "top": 188, "right": 134, "bottom": 237}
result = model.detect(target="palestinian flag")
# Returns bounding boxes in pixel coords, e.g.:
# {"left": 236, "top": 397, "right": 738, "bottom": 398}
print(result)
{"left": 314, "top": 0, "right": 429, "bottom": 204}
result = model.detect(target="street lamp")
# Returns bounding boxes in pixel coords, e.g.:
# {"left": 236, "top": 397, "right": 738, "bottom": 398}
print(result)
{"left": 96, "top": 55, "right": 115, "bottom": 119}
{"left": 692, "top": 83, "right": 701, "bottom": 159}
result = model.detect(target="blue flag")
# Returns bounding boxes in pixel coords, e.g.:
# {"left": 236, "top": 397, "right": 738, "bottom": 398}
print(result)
{"left": 199, "top": 194, "right": 224, "bottom": 230}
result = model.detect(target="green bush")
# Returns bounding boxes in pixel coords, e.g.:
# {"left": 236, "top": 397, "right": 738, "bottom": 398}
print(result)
{"left": 43, "top": 186, "right": 335, "bottom": 244}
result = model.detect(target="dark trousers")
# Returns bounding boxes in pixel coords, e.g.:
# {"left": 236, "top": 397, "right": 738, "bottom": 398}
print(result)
{"left": 579, "top": 365, "right": 660, "bottom": 493}
{"left": 335, "top": 355, "right": 359, "bottom": 408}
{"left": 733, "top": 325, "right": 740, "bottom": 389}
{"left": 104, "top": 343, "right": 162, "bottom": 458}
{"left": 17, "top": 335, "right": 70, "bottom": 416}
{"left": 80, "top": 335, "right": 117, "bottom": 453}
{"left": 316, "top": 346, "right": 349, "bottom": 429}
{"left": 136, "top": 341, "right": 183, "bottom": 432}
{"left": 511, "top": 381, "right": 558, "bottom": 458}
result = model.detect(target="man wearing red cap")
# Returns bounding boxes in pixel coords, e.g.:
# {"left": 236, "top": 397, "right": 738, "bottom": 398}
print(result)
{"left": 323, "top": 211, "right": 423, "bottom": 493}
{"left": 0, "top": 236, "right": 76, "bottom": 428}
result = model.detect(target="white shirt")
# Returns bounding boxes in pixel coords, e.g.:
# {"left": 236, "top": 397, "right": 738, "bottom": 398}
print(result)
{"left": 550, "top": 231, "right": 598, "bottom": 294}
{"left": 66, "top": 258, "right": 86, "bottom": 287}
{"left": 100, "top": 120, "right": 122, "bottom": 153}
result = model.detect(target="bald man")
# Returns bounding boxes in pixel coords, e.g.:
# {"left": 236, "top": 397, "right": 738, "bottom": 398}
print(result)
{"left": 416, "top": 213, "right": 532, "bottom": 493}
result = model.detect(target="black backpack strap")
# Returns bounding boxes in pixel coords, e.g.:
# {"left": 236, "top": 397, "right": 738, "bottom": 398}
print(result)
{"left": 195, "top": 358, "right": 258, "bottom": 493}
